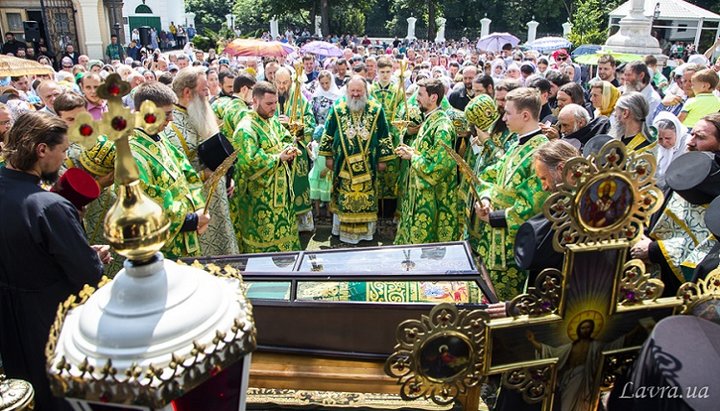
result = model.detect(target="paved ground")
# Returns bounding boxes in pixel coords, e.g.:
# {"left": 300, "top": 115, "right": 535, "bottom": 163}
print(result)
{"left": 299, "top": 213, "right": 397, "bottom": 251}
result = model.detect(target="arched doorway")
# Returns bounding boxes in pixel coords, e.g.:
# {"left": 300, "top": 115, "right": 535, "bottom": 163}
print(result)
{"left": 128, "top": 1, "right": 161, "bottom": 33}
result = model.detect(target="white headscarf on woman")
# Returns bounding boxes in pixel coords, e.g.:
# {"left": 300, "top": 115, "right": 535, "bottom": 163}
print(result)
{"left": 312, "top": 70, "right": 342, "bottom": 126}
{"left": 652, "top": 111, "right": 689, "bottom": 188}
{"left": 312, "top": 71, "right": 342, "bottom": 101}
{"left": 490, "top": 59, "right": 506, "bottom": 82}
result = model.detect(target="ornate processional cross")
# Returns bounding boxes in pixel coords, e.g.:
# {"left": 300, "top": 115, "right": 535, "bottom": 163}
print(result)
{"left": 385, "top": 141, "right": 693, "bottom": 410}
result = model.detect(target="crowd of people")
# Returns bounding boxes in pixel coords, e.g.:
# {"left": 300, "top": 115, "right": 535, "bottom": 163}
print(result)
{"left": 2, "top": 31, "right": 720, "bottom": 409}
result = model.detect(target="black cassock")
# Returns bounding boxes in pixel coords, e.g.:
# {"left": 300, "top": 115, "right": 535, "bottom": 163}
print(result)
{"left": 0, "top": 167, "right": 103, "bottom": 410}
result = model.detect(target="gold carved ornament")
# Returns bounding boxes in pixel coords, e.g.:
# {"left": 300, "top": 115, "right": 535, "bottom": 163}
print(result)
{"left": 384, "top": 303, "right": 489, "bottom": 406}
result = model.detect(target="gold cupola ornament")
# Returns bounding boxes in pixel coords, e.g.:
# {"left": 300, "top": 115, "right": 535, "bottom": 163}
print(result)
{"left": 46, "top": 74, "right": 256, "bottom": 411}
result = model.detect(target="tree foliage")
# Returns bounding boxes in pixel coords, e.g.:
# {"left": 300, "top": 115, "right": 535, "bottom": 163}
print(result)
{"left": 568, "top": 0, "right": 607, "bottom": 46}
{"left": 186, "top": 0, "right": 233, "bottom": 33}
{"left": 196, "top": 0, "right": 720, "bottom": 43}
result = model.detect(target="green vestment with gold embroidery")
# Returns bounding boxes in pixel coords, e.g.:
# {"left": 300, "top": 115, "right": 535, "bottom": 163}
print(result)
{"left": 370, "top": 81, "right": 402, "bottom": 199}
{"left": 211, "top": 95, "right": 236, "bottom": 123}
{"left": 276, "top": 86, "right": 316, "bottom": 216}
{"left": 649, "top": 192, "right": 717, "bottom": 282}
{"left": 395, "top": 108, "right": 460, "bottom": 245}
{"left": 222, "top": 98, "right": 251, "bottom": 139}
{"left": 128, "top": 128, "right": 206, "bottom": 259}
{"left": 165, "top": 105, "right": 240, "bottom": 256}
{"left": 231, "top": 111, "right": 301, "bottom": 253}
{"left": 475, "top": 133, "right": 549, "bottom": 301}
{"left": 465, "top": 127, "right": 518, "bottom": 254}
{"left": 318, "top": 97, "right": 394, "bottom": 235}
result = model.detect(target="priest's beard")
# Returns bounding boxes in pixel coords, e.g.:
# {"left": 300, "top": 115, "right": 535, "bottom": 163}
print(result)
{"left": 614, "top": 122, "right": 626, "bottom": 140}
{"left": 187, "top": 93, "right": 219, "bottom": 140}
{"left": 347, "top": 95, "right": 367, "bottom": 113}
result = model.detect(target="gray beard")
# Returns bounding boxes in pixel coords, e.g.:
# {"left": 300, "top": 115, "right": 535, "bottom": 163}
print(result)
{"left": 613, "top": 122, "right": 626, "bottom": 140}
{"left": 186, "top": 94, "right": 219, "bottom": 140}
{"left": 347, "top": 96, "right": 367, "bottom": 113}
{"left": 627, "top": 81, "right": 643, "bottom": 92}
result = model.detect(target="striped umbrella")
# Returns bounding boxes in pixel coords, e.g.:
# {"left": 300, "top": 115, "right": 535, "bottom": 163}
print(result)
{"left": 0, "top": 55, "right": 54, "bottom": 77}
{"left": 222, "top": 39, "right": 296, "bottom": 57}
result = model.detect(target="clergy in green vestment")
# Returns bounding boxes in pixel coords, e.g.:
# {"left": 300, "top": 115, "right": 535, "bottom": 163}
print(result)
{"left": 230, "top": 81, "right": 301, "bottom": 253}
{"left": 463, "top": 92, "right": 515, "bottom": 256}
{"left": 127, "top": 82, "right": 209, "bottom": 259}
{"left": 165, "top": 67, "right": 239, "bottom": 257}
{"left": 220, "top": 73, "right": 256, "bottom": 139}
{"left": 274, "top": 67, "right": 317, "bottom": 232}
{"left": 209, "top": 70, "right": 237, "bottom": 120}
{"left": 395, "top": 78, "right": 460, "bottom": 245}
{"left": 319, "top": 75, "right": 395, "bottom": 244}
{"left": 473, "top": 87, "right": 549, "bottom": 301}
{"left": 369, "top": 57, "right": 402, "bottom": 211}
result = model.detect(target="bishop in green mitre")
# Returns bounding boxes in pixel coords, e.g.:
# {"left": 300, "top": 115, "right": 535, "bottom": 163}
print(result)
{"left": 319, "top": 76, "right": 395, "bottom": 244}
{"left": 395, "top": 78, "right": 460, "bottom": 245}
{"left": 231, "top": 81, "right": 301, "bottom": 253}
{"left": 274, "top": 67, "right": 316, "bottom": 232}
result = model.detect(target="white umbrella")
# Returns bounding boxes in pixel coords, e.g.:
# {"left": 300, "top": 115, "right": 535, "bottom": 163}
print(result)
{"left": 476, "top": 32, "right": 520, "bottom": 52}
{"left": 527, "top": 36, "right": 572, "bottom": 52}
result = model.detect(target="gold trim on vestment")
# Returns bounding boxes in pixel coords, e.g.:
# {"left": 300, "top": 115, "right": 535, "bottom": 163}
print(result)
{"left": 170, "top": 122, "right": 196, "bottom": 161}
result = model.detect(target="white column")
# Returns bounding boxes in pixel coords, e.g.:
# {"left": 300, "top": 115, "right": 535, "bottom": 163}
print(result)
{"left": 435, "top": 17, "right": 446, "bottom": 43}
{"left": 270, "top": 18, "right": 279, "bottom": 39}
{"left": 76, "top": 0, "right": 104, "bottom": 59}
{"left": 480, "top": 15, "right": 491, "bottom": 38}
{"left": 225, "top": 14, "right": 234, "bottom": 30}
{"left": 315, "top": 16, "right": 322, "bottom": 37}
{"left": 629, "top": 0, "right": 645, "bottom": 18}
{"left": 562, "top": 20, "right": 573, "bottom": 38}
{"left": 527, "top": 18, "right": 539, "bottom": 44}
{"left": 184, "top": 12, "right": 196, "bottom": 28}
{"left": 406, "top": 17, "right": 417, "bottom": 40}
{"left": 694, "top": 18, "right": 704, "bottom": 50}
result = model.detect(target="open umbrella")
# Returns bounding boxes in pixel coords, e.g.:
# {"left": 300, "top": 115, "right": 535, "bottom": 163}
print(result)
{"left": 0, "top": 55, "right": 54, "bottom": 77}
{"left": 223, "top": 39, "right": 296, "bottom": 57}
{"left": 300, "top": 40, "right": 342, "bottom": 57}
{"left": 527, "top": 37, "right": 572, "bottom": 53}
{"left": 476, "top": 33, "right": 520, "bottom": 52}
{"left": 574, "top": 51, "right": 645, "bottom": 65}
{"left": 571, "top": 45, "right": 602, "bottom": 58}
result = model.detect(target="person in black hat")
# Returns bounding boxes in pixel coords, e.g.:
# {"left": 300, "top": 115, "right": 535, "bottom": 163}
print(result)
{"left": 631, "top": 113, "right": 720, "bottom": 295}
{"left": 515, "top": 139, "right": 580, "bottom": 287}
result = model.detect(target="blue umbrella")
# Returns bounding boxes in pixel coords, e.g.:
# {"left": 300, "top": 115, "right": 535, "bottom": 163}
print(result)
{"left": 572, "top": 45, "right": 603, "bottom": 58}
{"left": 476, "top": 33, "right": 520, "bottom": 52}
{"left": 527, "top": 37, "right": 572, "bottom": 53}
{"left": 300, "top": 40, "right": 343, "bottom": 57}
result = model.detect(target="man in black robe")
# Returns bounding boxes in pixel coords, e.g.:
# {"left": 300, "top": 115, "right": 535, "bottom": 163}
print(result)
{"left": 0, "top": 112, "right": 104, "bottom": 410}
